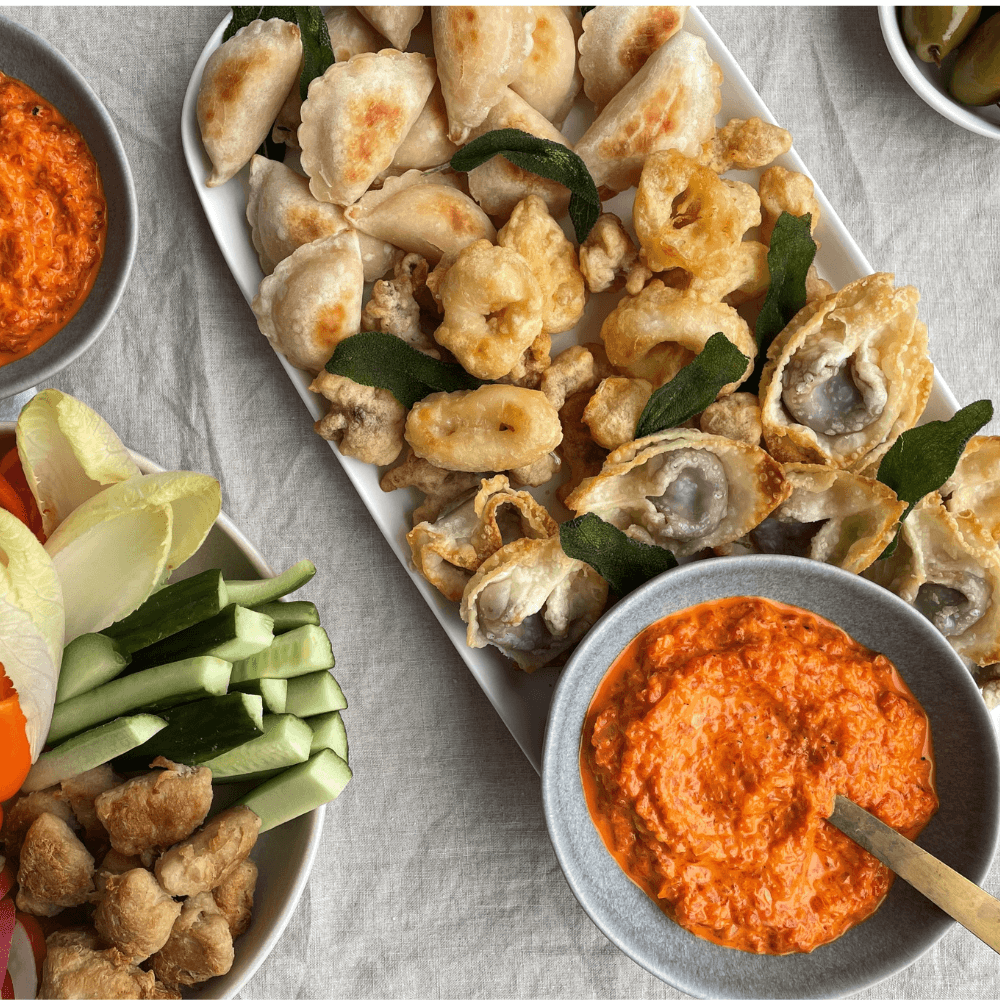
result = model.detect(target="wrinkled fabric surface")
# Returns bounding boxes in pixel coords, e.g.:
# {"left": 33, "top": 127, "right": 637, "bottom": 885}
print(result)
{"left": 2, "top": 6, "right": 1000, "bottom": 999}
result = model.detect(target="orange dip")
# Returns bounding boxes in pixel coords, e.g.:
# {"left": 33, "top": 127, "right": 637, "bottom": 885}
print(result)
{"left": 581, "top": 596, "right": 938, "bottom": 955}
{"left": 0, "top": 72, "right": 107, "bottom": 366}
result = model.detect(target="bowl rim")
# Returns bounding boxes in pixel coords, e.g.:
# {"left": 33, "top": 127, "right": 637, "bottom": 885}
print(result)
{"left": 542, "top": 554, "right": 1000, "bottom": 999}
{"left": 878, "top": 5, "right": 1000, "bottom": 141}
{"left": 0, "top": 14, "right": 139, "bottom": 398}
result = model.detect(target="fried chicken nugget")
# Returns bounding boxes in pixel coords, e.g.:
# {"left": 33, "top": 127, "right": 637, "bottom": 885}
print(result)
{"left": 17, "top": 812, "right": 95, "bottom": 913}
{"left": 1, "top": 786, "right": 78, "bottom": 862}
{"left": 94, "top": 758, "right": 213, "bottom": 857}
{"left": 155, "top": 806, "right": 261, "bottom": 897}
{"left": 62, "top": 764, "right": 124, "bottom": 844}
{"left": 213, "top": 859, "right": 258, "bottom": 939}
{"left": 151, "top": 893, "right": 235, "bottom": 989}
{"left": 94, "top": 868, "right": 183, "bottom": 962}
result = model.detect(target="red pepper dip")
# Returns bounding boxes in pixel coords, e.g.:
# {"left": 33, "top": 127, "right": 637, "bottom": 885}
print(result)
{"left": 0, "top": 72, "right": 107, "bottom": 366}
{"left": 581, "top": 596, "right": 938, "bottom": 955}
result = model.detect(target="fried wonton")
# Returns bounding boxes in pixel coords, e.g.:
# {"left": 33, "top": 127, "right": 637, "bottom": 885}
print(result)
{"left": 197, "top": 19, "right": 302, "bottom": 187}
{"left": 510, "top": 6, "right": 582, "bottom": 126}
{"left": 574, "top": 29, "right": 721, "bottom": 195}
{"left": 941, "top": 436, "right": 1000, "bottom": 543}
{"left": 386, "top": 82, "right": 460, "bottom": 175}
{"left": 758, "top": 273, "right": 933, "bottom": 471}
{"left": 356, "top": 6, "right": 423, "bottom": 49}
{"left": 578, "top": 6, "right": 687, "bottom": 110}
{"left": 252, "top": 231, "right": 364, "bottom": 373}
{"left": 432, "top": 6, "right": 538, "bottom": 142}
{"left": 460, "top": 536, "right": 609, "bottom": 671}
{"left": 299, "top": 51, "right": 437, "bottom": 206}
{"left": 565, "top": 428, "right": 790, "bottom": 558}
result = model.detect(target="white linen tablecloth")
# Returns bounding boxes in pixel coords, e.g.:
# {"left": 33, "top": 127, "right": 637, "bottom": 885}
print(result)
{"left": 3, "top": 6, "right": 999, "bottom": 998}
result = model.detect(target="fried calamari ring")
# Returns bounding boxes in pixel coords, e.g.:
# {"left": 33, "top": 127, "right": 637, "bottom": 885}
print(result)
{"left": 405, "top": 385, "right": 562, "bottom": 473}
{"left": 583, "top": 377, "right": 654, "bottom": 450}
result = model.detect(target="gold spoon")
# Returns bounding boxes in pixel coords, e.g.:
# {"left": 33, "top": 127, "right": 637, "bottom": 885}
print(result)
{"left": 828, "top": 795, "right": 1000, "bottom": 954}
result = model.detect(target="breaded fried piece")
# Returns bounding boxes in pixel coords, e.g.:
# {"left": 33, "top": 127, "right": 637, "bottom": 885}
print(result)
{"left": 95, "top": 848, "right": 145, "bottom": 892}
{"left": 94, "top": 868, "right": 183, "bottom": 962}
{"left": 17, "top": 812, "right": 95, "bottom": 911}
{"left": 94, "top": 758, "right": 213, "bottom": 857}
{"left": 212, "top": 859, "right": 258, "bottom": 939}
{"left": 1, "top": 787, "right": 78, "bottom": 862}
{"left": 151, "top": 892, "right": 235, "bottom": 988}
{"left": 62, "top": 764, "right": 124, "bottom": 842}
{"left": 155, "top": 805, "right": 261, "bottom": 897}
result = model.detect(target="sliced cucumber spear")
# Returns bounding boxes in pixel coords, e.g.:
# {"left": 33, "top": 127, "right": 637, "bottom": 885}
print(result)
{"left": 236, "top": 748, "right": 352, "bottom": 833}
{"left": 253, "top": 601, "right": 320, "bottom": 634}
{"left": 226, "top": 560, "right": 316, "bottom": 608}
{"left": 56, "top": 633, "right": 130, "bottom": 704}
{"left": 201, "top": 713, "right": 313, "bottom": 782}
{"left": 48, "top": 656, "right": 232, "bottom": 744}
{"left": 23, "top": 714, "right": 167, "bottom": 792}
{"left": 284, "top": 670, "right": 347, "bottom": 717}
{"left": 230, "top": 677, "right": 287, "bottom": 715}
{"left": 229, "top": 625, "right": 333, "bottom": 684}
{"left": 305, "top": 711, "right": 348, "bottom": 763}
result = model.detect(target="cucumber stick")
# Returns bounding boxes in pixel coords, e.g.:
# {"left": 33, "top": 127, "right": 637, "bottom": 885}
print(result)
{"left": 127, "top": 605, "right": 274, "bottom": 671}
{"left": 253, "top": 601, "right": 320, "bottom": 634}
{"left": 230, "top": 677, "right": 287, "bottom": 715}
{"left": 229, "top": 625, "right": 333, "bottom": 684}
{"left": 305, "top": 711, "right": 348, "bottom": 762}
{"left": 200, "top": 713, "right": 313, "bottom": 782}
{"left": 115, "top": 693, "right": 264, "bottom": 769}
{"left": 102, "top": 569, "right": 228, "bottom": 656}
{"left": 236, "top": 749, "right": 351, "bottom": 833}
{"left": 284, "top": 671, "right": 347, "bottom": 717}
{"left": 48, "top": 656, "right": 232, "bottom": 744}
{"left": 22, "top": 714, "right": 167, "bottom": 792}
{"left": 56, "top": 633, "right": 130, "bottom": 703}
{"left": 226, "top": 560, "right": 316, "bottom": 608}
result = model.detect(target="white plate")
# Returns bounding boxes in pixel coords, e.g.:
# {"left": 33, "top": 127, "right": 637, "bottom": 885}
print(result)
{"left": 181, "top": 7, "right": 960, "bottom": 775}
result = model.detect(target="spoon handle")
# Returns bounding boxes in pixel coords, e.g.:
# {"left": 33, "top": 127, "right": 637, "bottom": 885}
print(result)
{"left": 828, "top": 795, "right": 1000, "bottom": 955}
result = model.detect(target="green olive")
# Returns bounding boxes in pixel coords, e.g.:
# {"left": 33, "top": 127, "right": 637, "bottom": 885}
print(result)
{"left": 949, "top": 12, "right": 1000, "bottom": 105}
{"left": 902, "top": 6, "right": 982, "bottom": 64}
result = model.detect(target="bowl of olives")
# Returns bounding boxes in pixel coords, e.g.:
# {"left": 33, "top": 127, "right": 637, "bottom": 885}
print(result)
{"left": 880, "top": 6, "right": 1000, "bottom": 139}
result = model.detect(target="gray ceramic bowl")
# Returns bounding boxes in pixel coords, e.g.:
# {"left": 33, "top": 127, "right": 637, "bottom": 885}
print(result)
{"left": 0, "top": 16, "right": 137, "bottom": 398}
{"left": 543, "top": 555, "right": 1000, "bottom": 999}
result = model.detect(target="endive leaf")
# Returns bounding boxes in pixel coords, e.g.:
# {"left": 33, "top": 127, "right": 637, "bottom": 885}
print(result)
{"left": 16, "top": 389, "right": 141, "bottom": 537}
{"left": 0, "top": 510, "right": 65, "bottom": 759}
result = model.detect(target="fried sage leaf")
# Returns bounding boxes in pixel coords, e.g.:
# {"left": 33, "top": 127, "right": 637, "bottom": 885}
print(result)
{"left": 634, "top": 332, "right": 750, "bottom": 439}
{"left": 745, "top": 211, "right": 817, "bottom": 394}
{"left": 325, "top": 332, "right": 488, "bottom": 410}
{"left": 560, "top": 512, "right": 677, "bottom": 597}
{"left": 876, "top": 399, "right": 993, "bottom": 558}
{"left": 451, "top": 129, "right": 600, "bottom": 242}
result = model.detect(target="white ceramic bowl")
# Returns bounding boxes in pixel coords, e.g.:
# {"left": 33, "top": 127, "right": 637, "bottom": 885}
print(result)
{"left": 0, "top": 424, "right": 324, "bottom": 999}
{"left": 879, "top": 5, "right": 1000, "bottom": 140}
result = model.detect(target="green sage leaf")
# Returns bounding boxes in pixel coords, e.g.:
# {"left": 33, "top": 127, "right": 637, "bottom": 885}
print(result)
{"left": 876, "top": 399, "right": 993, "bottom": 559}
{"left": 744, "top": 212, "right": 817, "bottom": 395}
{"left": 634, "top": 332, "right": 750, "bottom": 440}
{"left": 325, "top": 332, "right": 489, "bottom": 410}
{"left": 560, "top": 513, "right": 677, "bottom": 597}
{"left": 450, "top": 129, "right": 601, "bottom": 242}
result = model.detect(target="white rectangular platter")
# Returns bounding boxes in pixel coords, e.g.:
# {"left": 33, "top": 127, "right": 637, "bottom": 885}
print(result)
{"left": 181, "top": 7, "right": 960, "bottom": 775}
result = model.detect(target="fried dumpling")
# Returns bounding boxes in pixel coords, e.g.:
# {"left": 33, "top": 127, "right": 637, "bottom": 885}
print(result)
{"left": 578, "top": 6, "right": 687, "bottom": 110}
{"left": 574, "top": 29, "right": 721, "bottom": 195}
{"left": 510, "top": 6, "right": 581, "bottom": 126}
{"left": 599, "top": 280, "right": 755, "bottom": 391}
{"left": 344, "top": 170, "right": 496, "bottom": 265}
{"left": 197, "top": 19, "right": 303, "bottom": 186}
{"left": 865, "top": 494, "right": 1000, "bottom": 667}
{"left": 465, "top": 89, "right": 574, "bottom": 221}
{"left": 759, "top": 273, "right": 933, "bottom": 471}
{"left": 356, "top": 6, "right": 424, "bottom": 50}
{"left": 941, "top": 436, "right": 1000, "bottom": 543}
{"left": 432, "top": 6, "right": 538, "bottom": 143}
{"left": 460, "top": 536, "right": 608, "bottom": 671}
{"left": 407, "top": 475, "right": 557, "bottom": 601}
{"left": 565, "top": 429, "right": 790, "bottom": 558}
{"left": 298, "top": 50, "right": 437, "bottom": 206}
{"left": 386, "top": 83, "right": 460, "bottom": 175}
{"left": 252, "top": 231, "right": 363, "bottom": 373}
{"left": 721, "top": 463, "right": 905, "bottom": 574}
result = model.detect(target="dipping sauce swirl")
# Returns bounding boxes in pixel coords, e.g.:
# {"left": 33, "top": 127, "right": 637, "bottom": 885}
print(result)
{"left": 581, "top": 596, "right": 938, "bottom": 954}
{"left": 0, "top": 72, "right": 107, "bottom": 365}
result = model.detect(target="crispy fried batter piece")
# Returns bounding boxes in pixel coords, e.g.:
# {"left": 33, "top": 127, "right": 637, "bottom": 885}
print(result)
{"left": 541, "top": 345, "right": 601, "bottom": 413}
{"left": 94, "top": 868, "right": 182, "bottom": 963}
{"left": 213, "top": 860, "right": 258, "bottom": 940}
{"left": 557, "top": 391, "right": 610, "bottom": 506}
{"left": 759, "top": 165, "right": 821, "bottom": 247}
{"left": 62, "top": 764, "right": 124, "bottom": 844}
{"left": 699, "top": 392, "right": 763, "bottom": 447}
{"left": 94, "top": 758, "right": 213, "bottom": 858}
{"left": 380, "top": 450, "right": 485, "bottom": 526}
{"left": 95, "top": 849, "right": 145, "bottom": 892}
{"left": 17, "top": 812, "right": 95, "bottom": 913}
{"left": 155, "top": 806, "right": 261, "bottom": 898}
{"left": 583, "top": 377, "right": 654, "bottom": 450}
{"left": 697, "top": 117, "right": 793, "bottom": 174}
{"left": 578, "top": 213, "right": 652, "bottom": 295}
{"left": 310, "top": 370, "right": 408, "bottom": 467}
{"left": 1, "top": 786, "right": 78, "bottom": 862}
{"left": 360, "top": 253, "right": 440, "bottom": 357}
{"left": 151, "top": 893, "right": 235, "bottom": 989}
